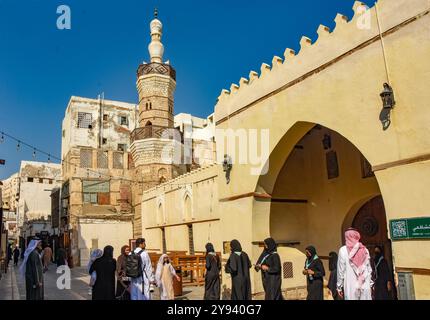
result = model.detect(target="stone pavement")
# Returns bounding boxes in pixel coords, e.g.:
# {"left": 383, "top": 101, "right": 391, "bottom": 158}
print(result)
{"left": 0, "top": 261, "right": 206, "bottom": 300}
{"left": 0, "top": 262, "right": 91, "bottom": 300}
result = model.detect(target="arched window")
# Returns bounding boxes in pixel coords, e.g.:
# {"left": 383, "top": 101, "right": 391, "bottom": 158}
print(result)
{"left": 150, "top": 102, "right": 152, "bottom": 110}
{"left": 184, "top": 195, "right": 192, "bottom": 221}
{"left": 145, "top": 103, "right": 148, "bottom": 110}
{"left": 157, "top": 203, "right": 164, "bottom": 225}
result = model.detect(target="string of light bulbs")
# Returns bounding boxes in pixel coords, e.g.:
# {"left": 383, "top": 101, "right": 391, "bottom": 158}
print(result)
{"left": 0, "top": 130, "right": 201, "bottom": 188}
{"left": 0, "top": 130, "right": 140, "bottom": 184}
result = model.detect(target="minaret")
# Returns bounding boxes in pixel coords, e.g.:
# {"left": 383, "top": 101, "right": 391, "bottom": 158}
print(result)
{"left": 131, "top": 9, "right": 185, "bottom": 238}
{"left": 136, "top": 8, "right": 176, "bottom": 128}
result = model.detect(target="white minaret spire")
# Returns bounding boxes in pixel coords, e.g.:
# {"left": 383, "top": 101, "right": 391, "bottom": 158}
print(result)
{"left": 148, "top": 8, "right": 164, "bottom": 63}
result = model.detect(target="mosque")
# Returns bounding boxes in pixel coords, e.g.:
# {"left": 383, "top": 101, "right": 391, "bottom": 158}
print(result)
{"left": 60, "top": 0, "right": 430, "bottom": 299}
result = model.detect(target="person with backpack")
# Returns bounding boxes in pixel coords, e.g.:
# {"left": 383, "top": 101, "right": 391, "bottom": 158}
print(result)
{"left": 127, "top": 238, "right": 155, "bottom": 300}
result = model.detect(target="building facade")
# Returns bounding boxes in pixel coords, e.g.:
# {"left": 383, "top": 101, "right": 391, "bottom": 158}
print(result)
{"left": 13, "top": 161, "right": 62, "bottom": 247}
{"left": 61, "top": 96, "right": 137, "bottom": 266}
{"left": 137, "top": 0, "right": 430, "bottom": 300}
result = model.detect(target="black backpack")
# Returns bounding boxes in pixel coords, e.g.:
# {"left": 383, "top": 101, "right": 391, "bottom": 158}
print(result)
{"left": 125, "top": 250, "right": 143, "bottom": 278}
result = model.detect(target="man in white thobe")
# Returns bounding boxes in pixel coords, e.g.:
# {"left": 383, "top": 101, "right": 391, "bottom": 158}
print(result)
{"left": 130, "top": 238, "right": 155, "bottom": 300}
{"left": 337, "top": 228, "right": 374, "bottom": 300}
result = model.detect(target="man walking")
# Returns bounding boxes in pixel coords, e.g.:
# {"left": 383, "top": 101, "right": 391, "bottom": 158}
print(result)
{"left": 13, "top": 245, "right": 20, "bottom": 266}
{"left": 337, "top": 228, "right": 373, "bottom": 300}
{"left": 129, "top": 238, "right": 155, "bottom": 300}
{"left": 20, "top": 239, "right": 44, "bottom": 300}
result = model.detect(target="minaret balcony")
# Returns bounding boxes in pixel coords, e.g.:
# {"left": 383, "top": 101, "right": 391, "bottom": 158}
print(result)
{"left": 131, "top": 125, "right": 181, "bottom": 143}
{"left": 137, "top": 62, "right": 176, "bottom": 81}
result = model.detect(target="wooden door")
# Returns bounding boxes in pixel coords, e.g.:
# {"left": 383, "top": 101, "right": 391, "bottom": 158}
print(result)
{"left": 351, "top": 195, "right": 393, "bottom": 265}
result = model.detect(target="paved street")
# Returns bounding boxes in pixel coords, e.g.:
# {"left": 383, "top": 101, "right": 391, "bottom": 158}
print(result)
{"left": 0, "top": 261, "right": 205, "bottom": 300}
{"left": 0, "top": 262, "right": 91, "bottom": 300}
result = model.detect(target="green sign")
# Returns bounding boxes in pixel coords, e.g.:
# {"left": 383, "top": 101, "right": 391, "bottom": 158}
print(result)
{"left": 390, "top": 217, "right": 430, "bottom": 240}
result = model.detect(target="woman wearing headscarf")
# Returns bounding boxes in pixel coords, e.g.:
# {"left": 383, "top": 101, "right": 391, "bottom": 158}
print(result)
{"left": 328, "top": 252, "right": 339, "bottom": 300}
{"left": 155, "top": 254, "right": 180, "bottom": 300}
{"left": 204, "top": 243, "right": 221, "bottom": 300}
{"left": 337, "top": 228, "right": 373, "bottom": 300}
{"left": 115, "top": 245, "right": 131, "bottom": 300}
{"left": 56, "top": 245, "right": 67, "bottom": 267}
{"left": 303, "top": 245, "right": 325, "bottom": 300}
{"left": 372, "top": 245, "right": 395, "bottom": 300}
{"left": 87, "top": 249, "right": 103, "bottom": 296}
{"left": 89, "top": 245, "right": 116, "bottom": 300}
{"left": 255, "top": 238, "right": 283, "bottom": 300}
{"left": 20, "top": 239, "right": 44, "bottom": 300}
{"left": 225, "top": 239, "right": 252, "bottom": 300}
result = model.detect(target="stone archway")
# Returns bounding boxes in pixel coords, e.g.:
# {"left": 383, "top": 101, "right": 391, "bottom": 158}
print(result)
{"left": 252, "top": 122, "right": 388, "bottom": 295}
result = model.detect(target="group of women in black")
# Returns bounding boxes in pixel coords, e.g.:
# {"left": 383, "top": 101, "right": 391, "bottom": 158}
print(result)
{"left": 304, "top": 245, "right": 397, "bottom": 300}
{"left": 204, "top": 238, "right": 283, "bottom": 301}
{"left": 87, "top": 239, "right": 395, "bottom": 301}
{"left": 207, "top": 240, "right": 396, "bottom": 301}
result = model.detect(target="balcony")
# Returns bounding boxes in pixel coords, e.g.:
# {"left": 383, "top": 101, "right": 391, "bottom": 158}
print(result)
{"left": 131, "top": 126, "right": 181, "bottom": 143}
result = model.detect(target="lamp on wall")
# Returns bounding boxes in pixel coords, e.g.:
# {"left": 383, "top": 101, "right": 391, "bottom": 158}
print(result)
{"left": 379, "top": 83, "right": 396, "bottom": 131}
{"left": 380, "top": 83, "right": 396, "bottom": 109}
{"left": 222, "top": 154, "right": 233, "bottom": 184}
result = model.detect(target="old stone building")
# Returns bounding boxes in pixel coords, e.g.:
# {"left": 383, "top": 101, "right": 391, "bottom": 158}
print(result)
{"left": 138, "top": 0, "right": 430, "bottom": 300}
{"left": 14, "top": 161, "right": 62, "bottom": 243}
{"left": 1, "top": 173, "right": 19, "bottom": 213}
{"left": 60, "top": 15, "right": 216, "bottom": 264}
{"left": 61, "top": 96, "right": 137, "bottom": 266}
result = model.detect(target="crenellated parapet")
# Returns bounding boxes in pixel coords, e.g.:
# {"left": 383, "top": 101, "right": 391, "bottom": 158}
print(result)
{"left": 214, "top": 0, "right": 430, "bottom": 123}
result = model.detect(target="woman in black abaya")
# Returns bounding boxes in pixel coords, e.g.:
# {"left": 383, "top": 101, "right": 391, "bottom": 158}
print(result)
{"left": 255, "top": 238, "right": 283, "bottom": 300}
{"left": 303, "top": 245, "right": 325, "bottom": 300}
{"left": 225, "top": 239, "right": 252, "bottom": 300}
{"left": 328, "top": 251, "right": 340, "bottom": 300}
{"left": 89, "top": 245, "right": 116, "bottom": 300}
{"left": 203, "top": 243, "right": 221, "bottom": 300}
{"left": 372, "top": 245, "right": 396, "bottom": 300}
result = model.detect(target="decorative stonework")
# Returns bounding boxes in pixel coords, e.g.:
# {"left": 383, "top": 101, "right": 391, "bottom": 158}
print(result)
{"left": 137, "top": 62, "right": 176, "bottom": 81}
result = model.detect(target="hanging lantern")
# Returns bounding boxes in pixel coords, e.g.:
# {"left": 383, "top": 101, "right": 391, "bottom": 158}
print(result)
{"left": 380, "top": 83, "right": 396, "bottom": 109}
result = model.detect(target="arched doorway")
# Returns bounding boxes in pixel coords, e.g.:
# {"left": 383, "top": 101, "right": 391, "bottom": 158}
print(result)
{"left": 258, "top": 122, "right": 390, "bottom": 295}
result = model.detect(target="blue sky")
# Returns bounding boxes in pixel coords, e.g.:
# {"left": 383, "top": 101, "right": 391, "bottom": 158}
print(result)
{"left": 0, "top": 0, "right": 376, "bottom": 180}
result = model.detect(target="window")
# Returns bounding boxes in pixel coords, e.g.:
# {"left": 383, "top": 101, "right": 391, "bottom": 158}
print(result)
{"left": 150, "top": 102, "right": 152, "bottom": 110}
{"left": 120, "top": 116, "right": 128, "bottom": 126}
{"left": 102, "top": 138, "right": 107, "bottom": 145}
{"left": 49, "top": 179, "right": 53, "bottom": 185}
{"left": 77, "top": 112, "right": 93, "bottom": 129}
{"left": 118, "top": 144, "right": 127, "bottom": 152}
{"left": 326, "top": 150, "right": 339, "bottom": 179}
{"left": 27, "top": 177, "right": 34, "bottom": 182}
{"left": 283, "top": 262, "right": 294, "bottom": 279}
{"left": 103, "top": 114, "right": 108, "bottom": 121}
{"left": 80, "top": 149, "right": 93, "bottom": 168}
{"left": 39, "top": 178, "right": 43, "bottom": 184}
{"left": 82, "top": 180, "right": 110, "bottom": 205}
{"left": 113, "top": 152, "right": 124, "bottom": 169}
{"left": 62, "top": 130, "right": 65, "bottom": 138}
{"left": 361, "top": 155, "right": 374, "bottom": 178}
{"left": 97, "top": 151, "right": 108, "bottom": 169}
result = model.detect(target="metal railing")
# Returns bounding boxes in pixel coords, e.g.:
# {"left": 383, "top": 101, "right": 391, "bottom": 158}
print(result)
{"left": 131, "top": 126, "right": 181, "bottom": 143}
